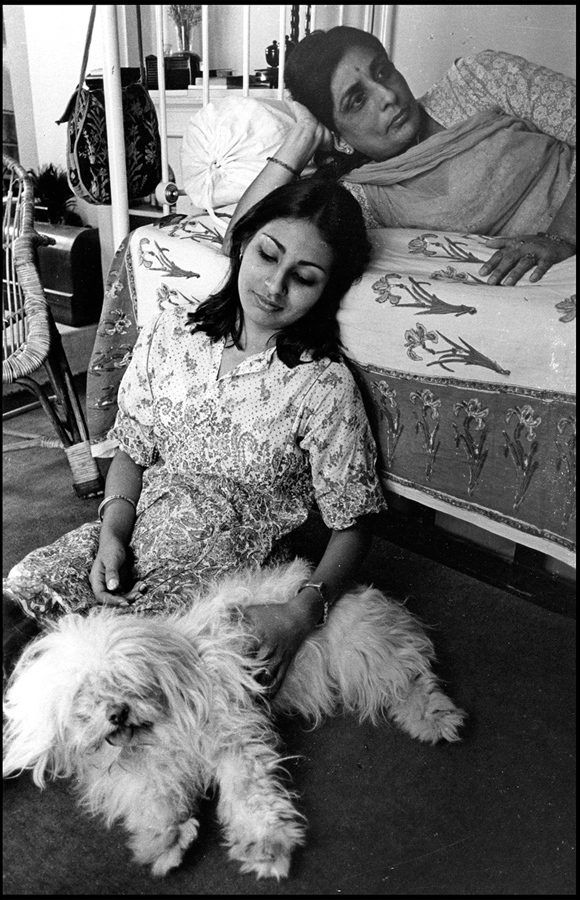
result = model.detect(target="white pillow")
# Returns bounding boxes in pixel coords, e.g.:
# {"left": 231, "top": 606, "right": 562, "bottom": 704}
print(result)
{"left": 180, "top": 97, "right": 296, "bottom": 212}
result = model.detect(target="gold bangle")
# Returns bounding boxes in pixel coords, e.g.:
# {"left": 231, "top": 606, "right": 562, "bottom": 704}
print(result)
{"left": 266, "top": 156, "right": 300, "bottom": 179}
{"left": 97, "top": 494, "right": 137, "bottom": 522}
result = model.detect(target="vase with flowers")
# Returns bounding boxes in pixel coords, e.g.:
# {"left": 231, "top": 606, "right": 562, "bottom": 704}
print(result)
{"left": 168, "top": 5, "right": 202, "bottom": 81}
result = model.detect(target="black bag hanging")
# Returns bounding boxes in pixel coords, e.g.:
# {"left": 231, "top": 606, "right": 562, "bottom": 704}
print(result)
{"left": 57, "top": 6, "right": 162, "bottom": 205}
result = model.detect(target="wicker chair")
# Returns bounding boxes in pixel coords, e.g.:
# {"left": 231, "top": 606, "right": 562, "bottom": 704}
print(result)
{"left": 3, "top": 154, "right": 104, "bottom": 498}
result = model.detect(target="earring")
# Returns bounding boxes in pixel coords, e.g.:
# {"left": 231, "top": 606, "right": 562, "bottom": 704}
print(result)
{"left": 333, "top": 135, "right": 355, "bottom": 155}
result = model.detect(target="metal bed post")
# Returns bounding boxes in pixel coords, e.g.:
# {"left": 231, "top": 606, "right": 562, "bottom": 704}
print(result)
{"left": 101, "top": 5, "right": 130, "bottom": 250}
{"left": 278, "top": 5, "right": 287, "bottom": 100}
{"left": 154, "top": 5, "right": 170, "bottom": 215}
{"left": 201, "top": 6, "right": 210, "bottom": 108}
{"left": 310, "top": 5, "right": 317, "bottom": 31}
{"left": 379, "top": 6, "right": 395, "bottom": 57}
{"left": 242, "top": 6, "right": 251, "bottom": 98}
{"left": 363, "top": 5, "right": 374, "bottom": 33}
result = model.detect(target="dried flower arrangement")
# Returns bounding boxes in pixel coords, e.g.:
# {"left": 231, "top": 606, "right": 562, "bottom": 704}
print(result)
{"left": 168, "top": 5, "right": 202, "bottom": 52}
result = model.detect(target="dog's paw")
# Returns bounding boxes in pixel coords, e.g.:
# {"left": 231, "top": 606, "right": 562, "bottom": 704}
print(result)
{"left": 232, "top": 837, "right": 293, "bottom": 880}
{"left": 227, "top": 815, "right": 305, "bottom": 881}
{"left": 414, "top": 690, "right": 466, "bottom": 744}
{"left": 392, "top": 679, "right": 466, "bottom": 745}
{"left": 423, "top": 705, "right": 466, "bottom": 744}
{"left": 176, "top": 816, "right": 200, "bottom": 850}
{"left": 145, "top": 817, "right": 199, "bottom": 878}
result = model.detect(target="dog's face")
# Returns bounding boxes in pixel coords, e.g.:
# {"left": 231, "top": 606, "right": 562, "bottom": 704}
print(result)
{"left": 3, "top": 610, "right": 211, "bottom": 784}
{"left": 67, "top": 670, "right": 168, "bottom": 753}
{"left": 46, "top": 612, "right": 211, "bottom": 755}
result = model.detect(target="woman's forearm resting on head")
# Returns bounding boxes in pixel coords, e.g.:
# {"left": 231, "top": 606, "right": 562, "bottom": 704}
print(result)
{"left": 223, "top": 104, "right": 331, "bottom": 254}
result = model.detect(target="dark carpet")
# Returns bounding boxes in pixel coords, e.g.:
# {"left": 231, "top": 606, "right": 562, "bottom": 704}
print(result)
{"left": 2, "top": 398, "right": 576, "bottom": 895}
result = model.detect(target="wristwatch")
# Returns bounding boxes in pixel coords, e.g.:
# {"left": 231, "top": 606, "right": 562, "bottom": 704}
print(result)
{"left": 299, "top": 581, "right": 329, "bottom": 628}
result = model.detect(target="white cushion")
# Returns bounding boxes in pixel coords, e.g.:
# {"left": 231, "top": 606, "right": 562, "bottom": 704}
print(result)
{"left": 181, "top": 97, "right": 296, "bottom": 212}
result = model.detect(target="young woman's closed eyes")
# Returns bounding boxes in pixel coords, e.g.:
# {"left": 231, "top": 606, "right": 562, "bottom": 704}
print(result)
{"left": 257, "top": 239, "right": 324, "bottom": 288}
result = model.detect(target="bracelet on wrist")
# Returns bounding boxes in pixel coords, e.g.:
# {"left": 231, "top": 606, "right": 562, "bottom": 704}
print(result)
{"left": 97, "top": 494, "right": 137, "bottom": 522}
{"left": 298, "top": 581, "right": 329, "bottom": 628}
{"left": 266, "top": 156, "right": 300, "bottom": 180}
{"left": 537, "top": 231, "right": 575, "bottom": 251}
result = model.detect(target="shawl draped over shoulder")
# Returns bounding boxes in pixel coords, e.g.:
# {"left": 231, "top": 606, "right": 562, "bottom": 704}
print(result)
{"left": 342, "top": 107, "right": 575, "bottom": 236}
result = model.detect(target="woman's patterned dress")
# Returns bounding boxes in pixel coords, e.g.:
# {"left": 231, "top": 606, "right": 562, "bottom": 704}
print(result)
{"left": 5, "top": 308, "right": 387, "bottom": 621}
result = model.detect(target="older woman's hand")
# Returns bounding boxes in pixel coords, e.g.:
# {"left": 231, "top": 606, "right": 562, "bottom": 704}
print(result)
{"left": 479, "top": 232, "right": 575, "bottom": 286}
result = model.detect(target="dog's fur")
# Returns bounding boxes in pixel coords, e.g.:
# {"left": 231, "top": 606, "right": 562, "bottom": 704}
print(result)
{"left": 3, "top": 559, "right": 465, "bottom": 880}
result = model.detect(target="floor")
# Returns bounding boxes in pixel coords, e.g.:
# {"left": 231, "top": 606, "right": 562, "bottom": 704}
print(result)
{"left": 2, "top": 387, "right": 576, "bottom": 895}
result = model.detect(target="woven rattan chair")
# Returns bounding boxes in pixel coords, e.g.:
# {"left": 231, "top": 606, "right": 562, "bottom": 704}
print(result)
{"left": 3, "top": 154, "right": 104, "bottom": 498}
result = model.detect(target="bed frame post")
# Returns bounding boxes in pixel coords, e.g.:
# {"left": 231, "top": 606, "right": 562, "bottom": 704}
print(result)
{"left": 101, "top": 4, "right": 130, "bottom": 248}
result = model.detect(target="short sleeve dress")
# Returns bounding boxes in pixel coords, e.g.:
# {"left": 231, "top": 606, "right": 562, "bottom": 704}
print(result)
{"left": 5, "top": 308, "right": 387, "bottom": 621}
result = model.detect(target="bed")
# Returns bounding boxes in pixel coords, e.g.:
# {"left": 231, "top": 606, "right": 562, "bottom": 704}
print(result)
{"left": 80, "top": 0, "right": 578, "bottom": 575}
{"left": 86, "top": 201, "right": 576, "bottom": 570}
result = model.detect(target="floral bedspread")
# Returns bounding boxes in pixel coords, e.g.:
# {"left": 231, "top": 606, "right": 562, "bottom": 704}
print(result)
{"left": 86, "top": 215, "right": 576, "bottom": 568}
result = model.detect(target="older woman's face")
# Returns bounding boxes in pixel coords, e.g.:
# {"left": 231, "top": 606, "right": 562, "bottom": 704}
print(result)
{"left": 330, "top": 45, "right": 421, "bottom": 161}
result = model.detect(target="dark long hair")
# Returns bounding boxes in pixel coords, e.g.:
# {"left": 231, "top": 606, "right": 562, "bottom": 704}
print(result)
{"left": 285, "top": 26, "right": 389, "bottom": 179}
{"left": 188, "top": 179, "right": 371, "bottom": 367}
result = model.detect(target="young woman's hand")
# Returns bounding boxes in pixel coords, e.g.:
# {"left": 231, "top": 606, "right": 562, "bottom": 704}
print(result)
{"left": 479, "top": 232, "right": 575, "bottom": 286}
{"left": 90, "top": 449, "right": 145, "bottom": 607}
{"left": 242, "top": 590, "right": 322, "bottom": 696}
{"left": 244, "top": 522, "right": 372, "bottom": 695}
{"left": 89, "top": 537, "right": 145, "bottom": 609}
{"left": 287, "top": 99, "right": 334, "bottom": 156}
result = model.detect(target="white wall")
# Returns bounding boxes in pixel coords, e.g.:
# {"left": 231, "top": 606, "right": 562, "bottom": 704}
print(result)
{"left": 6, "top": 4, "right": 575, "bottom": 174}
{"left": 5, "top": 5, "right": 103, "bottom": 170}
{"left": 4, "top": 4, "right": 105, "bottom": 226}
{"left": 389, "top": 4, "right": 576, "bottom": 98}
{"left": 4, "top": 4, "right": 576, "bottom": 234}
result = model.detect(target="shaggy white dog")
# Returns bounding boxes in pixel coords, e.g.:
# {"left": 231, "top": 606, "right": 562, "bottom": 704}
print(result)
{"left": 3, "top": 559, "right": 465, "bottom": 880}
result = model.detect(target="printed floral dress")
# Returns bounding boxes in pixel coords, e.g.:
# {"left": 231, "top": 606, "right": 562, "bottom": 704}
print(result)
{"left": 5, "top": 308, "right": 387, "bottom": 622}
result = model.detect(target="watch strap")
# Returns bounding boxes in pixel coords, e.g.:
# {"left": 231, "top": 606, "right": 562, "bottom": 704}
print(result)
{"left": 299, "top": 581, "right": 329, "bottom": 628}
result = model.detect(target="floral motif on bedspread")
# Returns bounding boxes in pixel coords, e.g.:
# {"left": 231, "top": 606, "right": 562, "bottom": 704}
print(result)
{"left": 353, "top": 364, "right": 576, "bottom": 553}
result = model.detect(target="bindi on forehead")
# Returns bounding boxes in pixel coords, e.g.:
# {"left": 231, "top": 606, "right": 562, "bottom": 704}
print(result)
{"left": 334, "top": 50, "right": 386, "bottom": 87}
